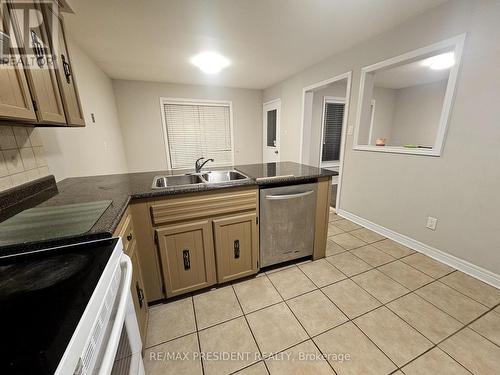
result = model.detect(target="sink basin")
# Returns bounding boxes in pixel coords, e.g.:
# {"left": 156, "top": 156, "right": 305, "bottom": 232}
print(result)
{"left": 152, "top": 174, "right": 205, "bottom": 189}
{"left": 201, "top": 170, "right": 249, "bottom": 183}
{"left": 152, "top": 170, "right": 250, "bottom": 189}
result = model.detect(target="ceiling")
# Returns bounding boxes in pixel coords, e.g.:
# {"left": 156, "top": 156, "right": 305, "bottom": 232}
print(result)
{"left": 374, "top": 56, "right": 451, "bottom": 89}
{"left": 65, "top": 0, "right": 448, "bottom": 90}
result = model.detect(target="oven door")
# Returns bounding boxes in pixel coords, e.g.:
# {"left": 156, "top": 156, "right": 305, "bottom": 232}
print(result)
{"left": 97, "top": 256, "right": 145, "bottom": 375}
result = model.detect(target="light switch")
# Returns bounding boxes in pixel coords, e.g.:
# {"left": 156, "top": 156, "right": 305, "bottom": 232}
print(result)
{"left": 347, "top": 126, "right": 354, "bottom": 136}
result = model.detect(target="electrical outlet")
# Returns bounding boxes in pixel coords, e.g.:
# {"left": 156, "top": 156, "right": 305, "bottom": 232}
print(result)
{"left": 426, "top": 216, "right": 438, "bottom": 230}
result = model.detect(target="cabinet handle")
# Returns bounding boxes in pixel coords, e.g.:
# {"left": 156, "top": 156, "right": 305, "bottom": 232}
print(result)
{"left": 61, "top": 54, "right": 72, "bottom": 83}
{"left": 183, "top": 249, "right": 191, "bottom": 270}
{"left": 234, "top": 240, "right": 240, "bottom": 259}
{"left": 136, "top": 281, "right": 144, "bottom": 309}
{"left": 126, "top": 232, "right": 133, "bottom": 241}
{"left": 30, "top": 31, "right": 45, "bottom": 68}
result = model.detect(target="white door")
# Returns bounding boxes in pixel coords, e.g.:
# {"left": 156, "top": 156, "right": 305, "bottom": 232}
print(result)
{"left": 263, "top": 99, "right": 280, "bottom": 162}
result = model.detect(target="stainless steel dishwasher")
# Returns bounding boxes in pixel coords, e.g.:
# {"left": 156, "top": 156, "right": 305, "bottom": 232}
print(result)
{"left": 260, "top": 182, "right": 317, "bottom": 267}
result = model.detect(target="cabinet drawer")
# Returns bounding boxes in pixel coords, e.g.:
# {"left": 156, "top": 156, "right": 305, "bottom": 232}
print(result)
{"left": 114, "top": 209, "right": 135, "bottom": 255}
{"left": 150, "top": 188, "right": 258, "bottom": 226}
{"left": 213, "top": 213, "right": 259, "bottom": 283}
{"left": 156, "top": 220, "right": 216, "bottom": 297}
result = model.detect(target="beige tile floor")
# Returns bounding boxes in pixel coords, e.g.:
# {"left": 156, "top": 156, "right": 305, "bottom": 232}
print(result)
{"left": 143, "top": 211, "right": 500, "bottom": 375}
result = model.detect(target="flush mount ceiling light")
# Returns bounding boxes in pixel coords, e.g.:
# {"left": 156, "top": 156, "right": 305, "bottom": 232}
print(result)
{"left": 421, "top": 52, "right": 455, "bottom": 70}
{"left": 191, "top": 52, "right": 230, "bottom": 74}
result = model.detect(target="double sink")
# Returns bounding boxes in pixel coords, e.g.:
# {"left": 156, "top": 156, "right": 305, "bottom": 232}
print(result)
{"left": 152, "top": 170, "right": 250, "bottom": 189}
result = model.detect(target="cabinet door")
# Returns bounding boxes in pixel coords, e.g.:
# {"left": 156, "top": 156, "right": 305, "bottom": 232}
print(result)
{"left": 129, "top": 241, "right": 148, "bottom": 345}
{"left": 213, "top": 213, "right": 259, "bottom": 283}
{"left": 0, "top": 3, "right": 36, "bottom": 121}
{"left": 44, "top": 12, "right": 85, "bottom": 126}
{"left": 7, "top": 0, "right": 66, "bottom": 125}
{"left": 156, "top": 220, "right": 216, "bottom": 297}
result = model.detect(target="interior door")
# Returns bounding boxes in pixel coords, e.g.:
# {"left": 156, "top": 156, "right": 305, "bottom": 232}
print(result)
{"left": 263, "top": 99, "right": 280, "bottom": 163}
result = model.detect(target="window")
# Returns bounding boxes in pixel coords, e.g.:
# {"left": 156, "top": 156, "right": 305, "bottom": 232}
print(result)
{"left": 266, "top": 109, "right": 277, "bottom": 147}
{"left": 161, "top": 99, "right": 233, "bottom": 169}
{"left": 354, "top": 34, "right": 465, "bottom": 156}
{"left": 320, "top": 100, "right": 345, "bottom": 166}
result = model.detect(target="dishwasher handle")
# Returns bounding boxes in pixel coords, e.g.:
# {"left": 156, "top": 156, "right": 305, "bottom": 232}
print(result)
{"left": 265, "top": 190, "right": 314, "bottom": 201}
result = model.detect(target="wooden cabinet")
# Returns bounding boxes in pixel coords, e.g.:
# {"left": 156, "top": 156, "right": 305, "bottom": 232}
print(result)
{"left": 130, "top": 187, "right": 259, "bottom": 301}
{"left": 213, "top": 213, "right": 259, "bottom": 283}
{"left": 0, "top": 0, "right": 85, "bottom": 126}
{"left": 129, "top": 240, "right": 148, "bottom": 344}
{"left": 7, "top": 0, "right": 67, "bottom": 125}
{"left": 156, "top": 220, "right": 217, "bottom": 297}
{"left": 42, "top": 7, "right": 85, "bottom": 126}
{"left": 0, "top": 2, "right": 37, "bottom": 121}
{"left": 114, "top": 208, "right": 148, "bottom": 342}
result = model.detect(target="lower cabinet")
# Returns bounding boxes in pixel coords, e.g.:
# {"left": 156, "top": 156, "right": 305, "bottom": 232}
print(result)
{"left": 156, "top": 220, "right": 217, "bottom": 297}
{"left": 129, "top": 241, "right": 148, "bottom": 344}
{"left": 213, "top": 213, "right": 259, "bottom": 283}
{"left": 113, "top": 208, "right": 148, "bottom": 343}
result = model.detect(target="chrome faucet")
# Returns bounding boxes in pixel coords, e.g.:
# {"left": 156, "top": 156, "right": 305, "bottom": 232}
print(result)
{"left": 195, "top": 157, "right": 214, "bottom": 173}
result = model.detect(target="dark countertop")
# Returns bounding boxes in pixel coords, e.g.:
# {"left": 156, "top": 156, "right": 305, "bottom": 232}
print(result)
{"left": 0, "top": 162, "right": 336, "bottom": 253}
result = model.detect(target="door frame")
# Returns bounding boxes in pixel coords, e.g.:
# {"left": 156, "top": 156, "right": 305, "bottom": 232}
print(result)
{"left": 262, "top": 98, "right": 281, "bottom": 163}
{"left": 300, "top": 71, "right": 352, "bottom": 210}
{"left": 319, "top": 96, "right": 346, "bottom": 169}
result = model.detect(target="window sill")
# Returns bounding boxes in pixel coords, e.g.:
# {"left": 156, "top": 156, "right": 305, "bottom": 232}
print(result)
{"left": 320, "top": 162, "right": 340, "bottom": 169}
{"left": 353, "top": 145, "right": 441, "bottom": 156}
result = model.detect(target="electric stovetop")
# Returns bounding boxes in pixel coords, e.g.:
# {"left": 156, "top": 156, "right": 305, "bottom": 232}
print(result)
{"left": 0, "top": 200, "right": 112, "bottom": 249}
{"left": 0, "top": 238, "right": 117, "bottom": 375}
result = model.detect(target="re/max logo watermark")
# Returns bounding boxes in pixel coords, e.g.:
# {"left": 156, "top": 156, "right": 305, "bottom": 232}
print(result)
{"left": 1, "top": 0, "right": 59, "bottom": 68}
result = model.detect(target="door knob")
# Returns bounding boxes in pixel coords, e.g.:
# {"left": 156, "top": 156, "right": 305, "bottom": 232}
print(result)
{"left": 274, "top": 150, "right": 279, "bottom": 154}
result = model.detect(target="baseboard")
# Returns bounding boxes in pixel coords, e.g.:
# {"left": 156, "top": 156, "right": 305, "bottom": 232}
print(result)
{"left": 337, "top": 209, "right": 500, "bottom": 289}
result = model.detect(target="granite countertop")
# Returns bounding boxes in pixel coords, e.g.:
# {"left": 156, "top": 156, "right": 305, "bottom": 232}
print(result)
{"left": 0, "top": 162, "right": 336, "bottom": 253}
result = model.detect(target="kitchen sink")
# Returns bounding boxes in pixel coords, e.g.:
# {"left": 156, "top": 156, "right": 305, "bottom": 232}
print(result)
{"left": 201, "top": 170, "right": 249, "bottom": 183}
{"left": 152, "top": 174, "right": 205, "bottom": 189}
{"left": 151, "top": 170, "right": 250, "bottom": 189}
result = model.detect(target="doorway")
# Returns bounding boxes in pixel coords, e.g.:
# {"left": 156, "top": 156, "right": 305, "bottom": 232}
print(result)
{"left": 301, "top": 72, "right": 352, "bottom": 209}
{"left": 263, "top": 99, "right": 281, "bottom": 163}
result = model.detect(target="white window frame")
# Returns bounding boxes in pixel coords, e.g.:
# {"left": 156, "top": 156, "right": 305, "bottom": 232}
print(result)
{"left": 159, "top": 97, "right": 235, "bottom": 170}
{"left": 353, "top": 33, "right": 466, "bottom": 156}
{"left": 319, "top": 96, "right": 346, "bottom": 169}
{"left": 367, "top": 99, "right": 376, "bottom": 145}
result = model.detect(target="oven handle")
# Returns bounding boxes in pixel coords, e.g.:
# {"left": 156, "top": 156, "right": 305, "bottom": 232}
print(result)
{"left": 265, "top": 190, "right": 314, "bottom": 200}
{"left": 98, "top": 254, "right": 133, "bottom": 375}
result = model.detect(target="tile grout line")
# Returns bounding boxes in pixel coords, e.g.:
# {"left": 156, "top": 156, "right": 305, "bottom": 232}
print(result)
{"left": 145, "top": 219, "right": 500, "bottom": 373}
{"left": 297, "top": 234, "right": 497, "bottom": 372}
{"left": 293, "top": 259, "right": 400, "bottom": 372}
{"left": 329, "top": 219, "right": 498, "bottom": 309}
{"left": 190, "top": 295, "right": 206, "bottom": 375}
{"left": 264, "top": 270, "right": 340, "bottom": 375}
{"left": 230, "top": 281, "right": 271, "bottom": 374}
{"left": 326, "top": 225, "right": 500, "bottom": 370}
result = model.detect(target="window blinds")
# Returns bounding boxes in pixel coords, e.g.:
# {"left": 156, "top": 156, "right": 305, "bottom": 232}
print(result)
{"left": 321, "top": 102, "right": 345, "bottom": 162}
{"left": 163, "top": 103, "right": 233, "bottom": 169}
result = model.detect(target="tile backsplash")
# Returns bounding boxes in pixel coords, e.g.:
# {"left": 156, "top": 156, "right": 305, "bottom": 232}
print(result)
{"left": 0, "top": 126, "right": 50, "bottom": 192}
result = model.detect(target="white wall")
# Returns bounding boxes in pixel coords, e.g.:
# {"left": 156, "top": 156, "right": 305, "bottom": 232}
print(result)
{"left": 370, "top": 87, "right": 396, "bottom": 145}
{"left": 390, "top": 80, "right": 448, "bottom": 146}
{"left": 112, "top": 80, "right": 263, "bottom": 172}
{"left": 38, "top": 37, "right": 128, "bottom": 181}
{"left": 264, "top": 0, "right": 500, "bottom": 276}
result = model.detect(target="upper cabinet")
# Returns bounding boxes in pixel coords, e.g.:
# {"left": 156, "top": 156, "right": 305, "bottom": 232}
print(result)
{"left": 42, "top": 5, "right": 85, "bottom": 126}
{"left": 0, "top": 0, "right": 85, "bottom": 127}
{"left": 0, "top": 2, "right": 37, "bottom": 121}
